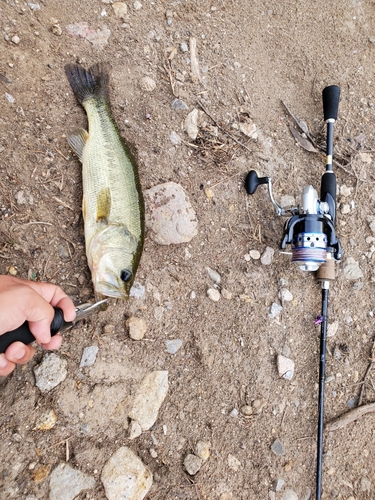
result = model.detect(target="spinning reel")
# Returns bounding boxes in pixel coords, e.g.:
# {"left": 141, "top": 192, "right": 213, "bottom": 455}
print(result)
{"left": 245, "top": 85, "right": 343, "bottom": 500}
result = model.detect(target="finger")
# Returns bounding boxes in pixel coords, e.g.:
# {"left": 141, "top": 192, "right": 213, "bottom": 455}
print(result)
{"left": 41, "top": 334, "right": 62, "bottom": 351}
{"left": 0, "top": 354, "right": 16, "bottom": 377}
{"left": 54, "top": 296, "right": 76, "bottom": 322}
{"left": 5, "top": 342, "right": 36, "bottom": 365}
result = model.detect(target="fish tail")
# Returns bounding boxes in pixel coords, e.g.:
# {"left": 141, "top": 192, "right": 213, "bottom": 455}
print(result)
{"left": 64, "top": 62, "right": 111, "bottom": 104}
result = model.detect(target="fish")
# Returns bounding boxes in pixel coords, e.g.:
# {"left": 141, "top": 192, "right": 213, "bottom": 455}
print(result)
{"left": 64, "top": 62, "right": 144, "bottom": 300}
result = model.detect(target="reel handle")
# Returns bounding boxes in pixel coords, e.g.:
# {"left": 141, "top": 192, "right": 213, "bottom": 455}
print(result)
{"left": 245, "top": 170, "right": 269, "bottom": 195}
{"left": 322, "top": 85, "right": 340, "bottom": 121}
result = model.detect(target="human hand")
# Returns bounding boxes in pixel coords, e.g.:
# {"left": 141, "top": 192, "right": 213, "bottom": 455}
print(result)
{"left": 0, "top": 276, "right": 76, "bottom": 376}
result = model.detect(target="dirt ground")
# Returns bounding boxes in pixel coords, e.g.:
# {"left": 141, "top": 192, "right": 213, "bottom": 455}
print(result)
{"left": 1, "top": 0, "right": 375, "bottom": 499}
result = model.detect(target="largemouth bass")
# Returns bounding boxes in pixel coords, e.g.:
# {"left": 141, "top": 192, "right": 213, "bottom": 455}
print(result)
{"left": 64, "top": 63, "right": 144, "bottom": 300}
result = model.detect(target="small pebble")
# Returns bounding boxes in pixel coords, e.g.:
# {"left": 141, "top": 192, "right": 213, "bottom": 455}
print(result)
{"left": 129, "top": 281, "right": 145, "bottom": 299}
{"left": 207, "top": 288, "right": 220, "bottom": 302}
{"left": 261, "top": 246, "right": 275, "bottom": 265}
{"left": 342, "top": 257, "right": 363, "bottom": 280}
{"left": 139, "top": 76, "right": 156, "bottom": 92}
{"left": 129, "top": 420, "right": 142, "bottom": 440}
{"left": 103, "top": 324, "right": 115, "bottom": 334}
{"left": 227, "top": 454, "right": 241, "bottom": 471}
{"left": 249, "top": 249, "right": 261, "bottom": 260}
{"left": 180, "top": 42, "right": 188, "bottom": 52}
{"left": 271, "top": 439, "right": 285, "bottom": 456}
{"left": 112, "top": 2, "right": 128, "bottom": 18}
{"left": 327, "top": 321, "right": 339, "bottom": 338}
{"left": 11, "top": 35, "right": 20, "bottom": 45}
{"left": 239, "top": 121, "right": 257, "bottom": 139}
{"left": 169, "top": 131, "right": 182, "bottom": 145}
{"left": 184, "top": 108, "right": 199, "bottom": 140}
{"left": 280, "top": 489, "right": 298, "bottom": 500}
{"left": 80, "top": 346, "right": 99, "bottom": 368}
{"left": 221, "top": 289, "right": 232, "bottom": 300}
{"left": 34, "top": 410, "right": 57, "bottom": 431}
{"left": 277, "top": 354, "right": 295, "bottom": 380}
{"left": 133, "top": 1, "right": 142, "bottom": 9}
{"left": 341, "top": 204, "right": 350, "bottom": 214}
{"left": 229, "top": 408, "right": 239, "bottom": 418}
{"left": 206, "top": 266, "right": 221, "bottom": 284}
{"left": 126, "top": 317, "right": 147, "bottom": 340}
{"left": 269, "top": 303, "right": 283, "bottom": 319}
{"left": 275, "top": 478, "right": 285, "bottom": 491}
{"left": 171, "top": 98, "right": 189, "bottom": 111}
{"left": 184, "top": 454, "right": 203, "bottom": 475}
{"left": 240, "top": 405, "right": 253, "bottom": 416}
{"left": 165, "top": 339, "right": 182, "bottom": 354}
{"left": 8, "top": 266, "right": 17, "bottom": 276}
{"left": 279, "top": 289, "right": 293, "bottom": 302}
{"left": 195, "top": 440, "right": 210, "bottom": 461}
{"left": 340, "top": 185, "right": 353, "bottom": 197}
{"left": 149, "top": 448, "right": 158, "bottom": 458}
{"left": 51, "top": 24, "right": 63, "bottom": 36}
{"left": 5, "top": 92, "right": 15, "bottom": 104}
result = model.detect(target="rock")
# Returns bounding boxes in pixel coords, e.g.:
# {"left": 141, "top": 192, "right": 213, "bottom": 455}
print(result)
{"left": 139, "top": 76, "right": 156, "bottom": 92}
{"left": 33, "top": 409, "right": 57, "bottom": 431}
{"left": 112, "top": 2, "right": 128, "bottom": 18}
{"left": 279, "top": 289, "right": 293, "bottom": 302}
{"left": 341, "top": 203, "right": 350, "bottom": 214}
{"left": 301, "top": 487, "right": 312, "bottom": 500}
{"left": 342, "top": 257, "right": 363, "bottom": 280}
{"left": 101, "top": 447, "right": 152, "bottom": 500}
{"left": 269, "top": 303, "right": 283, "bottom": 319}
{"left": 145, "top": 182, "right": 198, "bottom": 245}
{"left": 7, "top": 266, "right": 17, "bottom": 276}
{"left": 15, "top": 190, "right": 27, "bottom": 205}
{"left": 184, "top": 108, "right": 199, "bottom": 140}
{"left": 80, "top": 346, "right": 99, "bottom": 368}
{"left": 261, "top": 246, "right": 275, "bottom": 265}
{"left": 221, "top": 289, "right": 232, "bottom": 300}
{"left": 327, "top": 321, "right": 339, "bottom": 338}
{"left": 206, "top": 266, "right": 221, "bottom": 284}
{"left": 229, "top": 408, "right": 239, "bottom": 418}
{"left": 275, "top": 478, "right": 285, "bottom": 491}
{"left": 280, "top": 489, "right": 298, "bottom": 500}
{"left": 207, "top": 288, "right": 220, "bottom": 302}
{"left": 169, "top": 131, "right": 182, "bottom": 145}
{"left": 277, "top": 355, "right": 295, "bottom": 380}
{"left": 280, "top": 195, "right": 295, "bottom": 207}
{"left": 126, "top": 317, "right": 147, "bottom": 340}
{"left": 249, "top": 249, "right": 261, "bottom": 260}
{"left": 34, "top": 354, "right": 67, "bottom": 392}
{"left": 11, "top": 35, "right": 20, "bottom": 45}
{"left": 195, "top": 440, "right": 210, "bottom": 461}
{"left": 180, "top": 42, "right": 189, "bottom": 52}
{"left": 271, "top": 439, "right": 285, "bottom": 456}
{"left": 133, "top": 1, "right": 142, "bottom": 10}
{"left": 128, "top": 371, "right": 169, "bottom": 431}
{"left": 361, "top": 477, "right": 371, "bottom": 491}
{"left": 227, "top": 454, "right": 241, "bottom": 471}
{"left": 149, "top": 448, "right": 158, "bottom": 458}
{"left": 239, "top": 121, "right": 257, "bottom": 139}
{"left": 340, "top": 185, "right": 353, "bottom": 197}
{"left": 240, "top": 405, "right": 253, "bottom": 416}
{"left": 128, "top": 420, "right": 142, "bottom": 440}
{"left": 129, "top": 281, "right": 145, "bottom": 299}
{"left": 49, "top": 463, "right": 95, "bottom": 500}
{"left": 184, "top": 454, "right": 203, "bottom": 475}
{"left": 171, "top": 98, "right": 189, "bottom": 111}
{"left": 5, "top": 92, "right": 15, "bottom": 104}
{"left": 165, "top": 339, "right": 183, "bottom": 354}
{"left": 32, "top": 465, "right": 51, "bottom": 483}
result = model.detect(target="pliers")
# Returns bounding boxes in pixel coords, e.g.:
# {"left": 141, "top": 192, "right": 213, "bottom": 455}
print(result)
{"left": 0, "top": 299, "right": 108, "bottom": 354}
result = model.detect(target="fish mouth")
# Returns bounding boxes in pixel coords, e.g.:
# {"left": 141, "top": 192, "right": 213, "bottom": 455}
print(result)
{"left": 95, "top": 281, "right": 129, "bottom": 299}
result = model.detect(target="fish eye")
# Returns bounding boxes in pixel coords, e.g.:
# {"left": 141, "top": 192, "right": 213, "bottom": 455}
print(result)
{"left": 120, "top": 269, "right": 132, "bottom": 282}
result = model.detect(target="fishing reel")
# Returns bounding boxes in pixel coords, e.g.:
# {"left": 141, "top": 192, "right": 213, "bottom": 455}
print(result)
{"left": 245, "top": 85, "right": 342, "bottom": 279}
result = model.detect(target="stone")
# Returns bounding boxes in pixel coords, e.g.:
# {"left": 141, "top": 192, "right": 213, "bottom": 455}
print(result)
{"left": 101, "top": 447, "right": 152, "bottom": 500}
{"left": 33, "top": 409, "right": 57, "bottom": 431}
{"left": 139, "top": 76, "right": 156, "bottom": 92}
{"left": 195, "top": 441, "right": 210, "bottom": 461}
{"left": 171, "top": 98, "right": 189, "bottom": 111}
{"left": 49, "top": 463, "right": 95, "bottom": 500}
{"left": 342, "top": 257, "right": 363, "bottom": 280}
{"left": 280, "top": 489, "right": 298, "bottom": 500}
{"left": 165, "top": 339, "right": 183, "bottom": 354}
{"left": 129, "top": 281, "right": 145, "bottom": 299}
{"left": 327, "top": 321, "right": 339, "bottom": 338}
{"left": 133, "top": 1, "right": 142, "bottom": 10}
{"left": 207, "top": 288, "right": 220, "bottom": 301}
{"left": 145, "top": 182, "right": 198, "bottom": 245}
{"left": 34, "top": 354, "right": 67, "bottom": 392}
{"left": 128, "top": 371, "right": 169, "bottom": 431}
{"left": 206, "top": 266, "right": 221, "bottom": 284}
{"left": 112, "top": 2, "right": 128, "bottom": 18}
{"left": 269, "top": 303, "right": 283, "bottom": 319}
{"left": 261, "top": 246, "right": 275, "bottom": 265}
{"left": 279, "top": 289, "right": 293, "bottom": 302}
{"left": 11, "top": 35, "right": 20, "bottom": 45}
{"left": 128, "top": 420, "right": 142, "bottom": 440}
{"left": 221, "top": 289, "right": 232, "bottom": 300}
{"left": 80, "top": 346, "right": 99, "bottom": 367}
{"left": 169, "top": 131, "right": 182, "bottom": 145}
{"left": 227, "top": 454, "right": 241, "bottom": 471}
{"left": 184, "top": 108, "right": 199, "bottom": 140}
{"left": 277, "top": 355, "right": 295, "bottom": 380}
{"left": 126, "top": 317, "right": 147, "bottom": 340}
{"left": 271, "top": 439, "right": 285, "bottom": 456}
{"left": 249, "top": 249, "right": 261, "bottom": 260}
{"left": 275, "top": 478, "right": 285, "bottom": 491}
{"left": 184, "top": 454, "right": 203, "bottom": 475}
{"left": 239, "top": 121, "right": 257, "bottom": 139}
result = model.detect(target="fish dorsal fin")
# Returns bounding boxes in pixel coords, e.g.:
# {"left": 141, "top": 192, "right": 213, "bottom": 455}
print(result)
{"left": 67, "top": 127, "right": 89, "bottom": 161}
{"left": 96, "top": 187, "right": 111, "bottom": 224}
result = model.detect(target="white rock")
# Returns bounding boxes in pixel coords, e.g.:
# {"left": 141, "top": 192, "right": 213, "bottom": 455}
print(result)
{"left": 269, "top": 303, "right": 283, "bottom": 319}
{"left": 101, "top": 447, "right": 152, "bottom": 500}
{"left": 34, "top": 354, "right": 67, "bottom": 392}
{"left": 112, "top": 2, "right": 128, "bottom": 18}
{"left": 239, "top": 121, "right": 257, "bottom": 139}
{"left": 207, "top": 288, "right": 220, "bottom": 302}
{"left": 227, "top": 454, "right": 241, "bottom": 471}
{"left": 341, "top": 203, "right": 350, "bottom": 214}
{"left": 327, "top": 321, "right": 339, "bottom": 338}
{"left": 5, "top": 92, "right": 15, "bottom": 104}
{"left": 340, "top": 185, "right": 353, "bottom": 197}
{"left": 261, "top": 246, "right": 274, "bottom": 265}
{"left": 126, "top": 317, "right": 147, "bottom": 340}
{"left": 165, "top": 339, "right": 183, "bottom": 354}
{"left": 128, "top": 420, "right": 142, "bottom": 440}
{"left": 249, "top": 249, "right": 261, "bottom": 260}
{"left": 279, "top": 289, "right": 293, "bottom": 302}
{"left": 80, "top": 346, "right": 99, "bottom": 368}
{"left": 169, "top": 131, "right": 182, "bottom": 145}
{"left": 280, "top": 489, "right": 298, "bottom": 500}
{"left": 11, "top": 35, "right": 20, "bottom": 44}
{"left": 280, "top": 195, "right": 295, "bottom": 207}
{"left": 342, "top": 257, "right": 363, "bottom": 280}
{"left": 184, "top": 454, "right": 203, "bottom": 475}
{"left": 129, "top": 281, "right": 145, "bottom": 299}
{"left": 277, "top": 355, "right": 295, "bottom": 380}
{"left": 195, "top": 441, "right": 210, "bottom": 461}
{"left": 128, "top": 371, "right": 169, "bottom": 431}
{"left": 139, "top": 76, "right": 156, "bottom": 92}
{"left": 206, "top": 266, "right": 221, "bottom": 284}
{"left": 144, "top": 182, "right": 198, "bottom": 245}
{"left": 184, "top": 108, "right": 199, "bottom": 140}
{"left": 133, "top": 1, "right": 142, "bottom": 10}
{"left": 49, "top": 463, "right": 95, "bottom": 500}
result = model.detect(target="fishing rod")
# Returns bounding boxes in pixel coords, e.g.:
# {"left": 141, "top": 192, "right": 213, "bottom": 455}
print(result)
{"left": 245, "top": 85, "right": 342, "bottom": 499}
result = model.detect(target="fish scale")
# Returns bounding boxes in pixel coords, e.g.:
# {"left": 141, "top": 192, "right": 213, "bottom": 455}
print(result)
{"left": 65, "top": 63, "right": 144, "bottom": 300}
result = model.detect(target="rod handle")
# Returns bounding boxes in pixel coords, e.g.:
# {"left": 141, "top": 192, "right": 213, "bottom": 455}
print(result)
{"left": 322, "top": 85, "right": 340, "bottom": 121}
{"left": 245, "top": 170, "right": 269, "bottom": 195}
{"left": 0, "top": 307, "right": 66, "bottom": 354}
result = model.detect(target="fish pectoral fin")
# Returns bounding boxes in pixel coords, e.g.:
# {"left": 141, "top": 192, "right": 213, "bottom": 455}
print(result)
{"left": 82, "top": 194, "right": 87, "bottom": 220}
{"left": 67, "top": 127, "right": 89, "bottom": 161}
{"left": 96, "top": 187, "right": 111, "bottom": 224}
